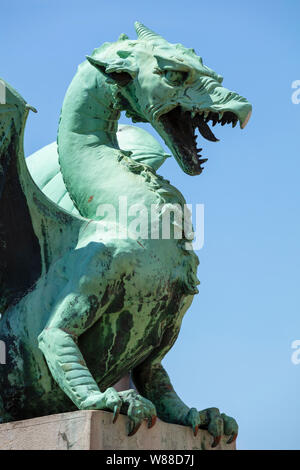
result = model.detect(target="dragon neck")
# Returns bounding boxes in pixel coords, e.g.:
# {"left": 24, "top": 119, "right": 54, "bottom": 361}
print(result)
{"left": 58, "top": 61, "right": 127, "bottom": 218}
{"left": 58, "top": 61, "right": 181, "bottom": 224}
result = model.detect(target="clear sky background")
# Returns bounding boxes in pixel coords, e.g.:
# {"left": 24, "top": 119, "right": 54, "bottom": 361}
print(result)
{"left": 2, "top": 0, "right": 299, "bottom": 450}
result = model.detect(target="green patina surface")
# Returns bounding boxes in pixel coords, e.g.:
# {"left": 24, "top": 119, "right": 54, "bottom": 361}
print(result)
{"left": 0, "top": 23, "right": 251, "bottom": 446}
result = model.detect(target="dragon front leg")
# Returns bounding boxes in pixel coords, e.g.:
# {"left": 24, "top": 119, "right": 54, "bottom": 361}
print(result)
{"left": 132, "top": 361, "right": 238, "bottom": 448}
{"left": 38, "top": 326, "right": 122, "bottom": 420}
{"left": 38, "top": 326, "right": 157, "bottom": 434}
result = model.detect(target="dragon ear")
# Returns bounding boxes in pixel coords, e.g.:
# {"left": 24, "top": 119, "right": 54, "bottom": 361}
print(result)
{"left": 86, "top": 45, "right": 137, "bottom": 86}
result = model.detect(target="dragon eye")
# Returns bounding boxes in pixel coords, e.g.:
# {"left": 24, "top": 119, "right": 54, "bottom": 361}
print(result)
{"left": 164, "top": 70, "right": 187, "bottom": 86}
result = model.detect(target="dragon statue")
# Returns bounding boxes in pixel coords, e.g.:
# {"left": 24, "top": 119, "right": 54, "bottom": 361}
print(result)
{"left": 0, "top": 22, "right": 251, "bottom": 447}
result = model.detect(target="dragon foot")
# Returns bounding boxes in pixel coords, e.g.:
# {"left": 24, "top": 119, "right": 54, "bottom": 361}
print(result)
{"left": 79, "top": 387, "right": 123, "bottom": 418}
{"left": 79, "top": 388, "right": 156, "bottom": 437}
{"left": 184, "top": 407, "right": 238, "bottom": 447}
{"left": 118, "top": 389, "right": 157, "bottom": 436}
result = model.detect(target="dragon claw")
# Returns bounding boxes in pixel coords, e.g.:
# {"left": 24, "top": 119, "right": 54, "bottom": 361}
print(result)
{"left": 128, "top": 420, "right": 142, "bottom": 437}
{"left": 148, "top": 414, "right": 157, "bottom": 429}
{"left": 211, "top": 435, "right": 221, "bottom": 448}
{"left": 227, "top": 432, "right": 237, "bottom": 444}
{"left": 184, "top": 407, "right": 200, "bottom": 437}
{"left": 220, "top": 412, "right": 238, "bottom": 445}
{"left": 113, "top": 404, "right": 120, "bottom": 423}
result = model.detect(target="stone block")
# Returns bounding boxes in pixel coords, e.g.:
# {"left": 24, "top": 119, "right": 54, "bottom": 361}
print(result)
{"left": 0, "top": 410, "right": 236, "bottom": 450}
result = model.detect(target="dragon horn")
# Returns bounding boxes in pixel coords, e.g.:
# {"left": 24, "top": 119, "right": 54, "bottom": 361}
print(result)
{"left": 134, "top": 21, "right": 166, "bottom": 43}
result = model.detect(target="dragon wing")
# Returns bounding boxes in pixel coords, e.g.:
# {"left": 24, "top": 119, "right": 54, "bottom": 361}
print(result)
{"left": 0, "top": 79, "right": 85, "bottom": 313}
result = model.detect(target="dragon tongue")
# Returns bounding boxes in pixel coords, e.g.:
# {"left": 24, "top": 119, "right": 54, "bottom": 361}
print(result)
{"left": 197, "top": 119, "right": 219, "bottom": 142}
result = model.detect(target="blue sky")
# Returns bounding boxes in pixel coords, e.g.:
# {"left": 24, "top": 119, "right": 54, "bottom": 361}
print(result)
{"left": 2, "top": 0, "right": 300, "bottom": 450}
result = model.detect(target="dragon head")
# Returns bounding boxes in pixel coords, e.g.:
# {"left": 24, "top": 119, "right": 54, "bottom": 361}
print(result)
{"left": 87, "top": 22, "right": 252, "bottom": 176}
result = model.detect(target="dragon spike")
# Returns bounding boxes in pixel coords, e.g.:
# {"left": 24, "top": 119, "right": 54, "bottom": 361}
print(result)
{"left": 134, "top": 21, "right": 166, "bottom": 43}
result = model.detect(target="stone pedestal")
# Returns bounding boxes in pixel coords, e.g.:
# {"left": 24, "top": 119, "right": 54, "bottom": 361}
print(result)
{"left": 0, "top": 410, "right": 236, "bottom": 450}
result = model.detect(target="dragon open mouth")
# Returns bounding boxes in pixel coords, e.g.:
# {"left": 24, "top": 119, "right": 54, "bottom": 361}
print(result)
{"left": 159, "top": 106, "right": 239, "bottom": 176}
